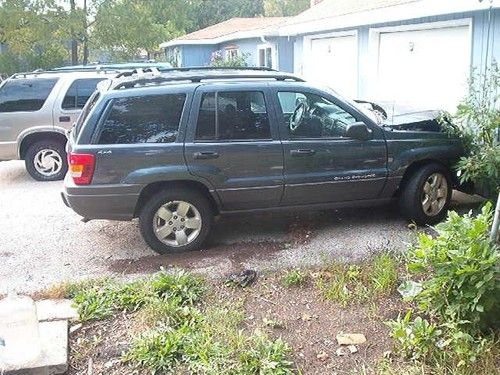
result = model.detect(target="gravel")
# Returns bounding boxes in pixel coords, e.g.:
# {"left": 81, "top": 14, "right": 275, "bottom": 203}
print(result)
{"left": 0, "top": 160, "right": 479, "bottom": 294}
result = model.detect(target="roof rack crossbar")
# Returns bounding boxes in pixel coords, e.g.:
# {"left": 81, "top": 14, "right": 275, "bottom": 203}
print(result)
{"left": 113, "top": 73, "right": 304, "bottom": 89}
{"left": 157, "top": 66, "right": 277, "bottom": 73}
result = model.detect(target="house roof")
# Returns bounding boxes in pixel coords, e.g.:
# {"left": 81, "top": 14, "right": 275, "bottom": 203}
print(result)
{"left": 279, "top": 0, "right": 498, "bottom": 36}
{"left": 287, "top": 0, "right": 417, "bottom": 25}
{"left": 160, "top": 17, "right": 288, "bottom": 48}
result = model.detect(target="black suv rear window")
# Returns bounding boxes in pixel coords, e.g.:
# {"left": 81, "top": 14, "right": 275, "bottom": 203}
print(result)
{"left": 0, "top": 78, "right": 58, "bottom": 112}
{"left": 62, "top": 78, "right": 106, "bottom": 110}
{"left": 97, "top": 94, "right": 186, "bottom": 144}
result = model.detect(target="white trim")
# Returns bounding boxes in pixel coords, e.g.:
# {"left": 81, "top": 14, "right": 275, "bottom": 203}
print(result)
{"left": 279, "top": 0, "right": 497, "bottom": 36}
{"left": 160, "top": 28, "right": 281, "bottom": 48}
{"left": 365, "top": 17, "right": 473, "bottom": 102}
{"left": 257, "top": 43, "right": 277, "bottom": 69}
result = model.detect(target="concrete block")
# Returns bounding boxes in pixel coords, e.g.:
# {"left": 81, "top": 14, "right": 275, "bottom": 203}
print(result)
{"left": 2, "top": 320, "right": 68, "bottom": 375}
{"left": 36, "top": 299, "right": 78, "bottom": 322}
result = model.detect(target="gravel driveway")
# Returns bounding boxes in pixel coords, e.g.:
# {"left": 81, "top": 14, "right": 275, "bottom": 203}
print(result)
{"left": 0, "top": 160, "right": 480, "bottom": 294}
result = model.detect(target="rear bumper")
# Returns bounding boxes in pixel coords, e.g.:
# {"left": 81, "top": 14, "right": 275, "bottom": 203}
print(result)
{"left": 62, "top": 175, "right": 142, "bottom": 221}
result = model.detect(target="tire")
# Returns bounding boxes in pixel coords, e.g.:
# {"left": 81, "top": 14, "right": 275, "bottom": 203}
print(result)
{"left": 399, "top": 163, "right": 452, "bottom": 225}
{"left": 139, "top": 188, "right": 213, "bottom": 254}
{"left": 25, "top": 140, "right": 68, "bottom": 181}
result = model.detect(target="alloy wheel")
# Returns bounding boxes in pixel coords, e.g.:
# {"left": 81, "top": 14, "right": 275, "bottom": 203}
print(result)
{"left": 421, "top": 172, "right": 448, "bottom": 216}
{"left": 153, "top": 200, "right": 202, "bottom": 247}
{"left": 33, "top": 149, "right": 63, "bottom": 177}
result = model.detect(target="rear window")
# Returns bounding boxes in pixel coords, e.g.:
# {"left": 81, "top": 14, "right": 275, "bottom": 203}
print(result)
{"left": 0, "top": 78, "right": 58, "bottom": 112}
{"left": 97, "top": 94, "right": 186, "bottom": 144}
{"left": 62, "top": 78, "right": 106, "bottom": 110}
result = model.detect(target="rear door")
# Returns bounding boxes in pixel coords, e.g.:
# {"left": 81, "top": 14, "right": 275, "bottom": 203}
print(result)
{"left": 185, "top": 84, "right": 284, "bottom": 211}
{"left": 272, "top": 86, "right": 387, "bottom": 206}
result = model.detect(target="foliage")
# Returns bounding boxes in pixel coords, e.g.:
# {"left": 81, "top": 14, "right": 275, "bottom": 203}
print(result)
{"left": 72, "top": 271, "right": 294, "bottom": 374}
{"left": 405, "top": 203, "right": 499, "bottom": 329}
{"left": 210, "top": 50, "right": 250, "bottom": 68}
{"left": 281, "top": 268, "right": 308, "bottom": 287}
{"left": 70, "top": 270, "right": 204, "bottom": 321}
{"left": 443, "top": 63, "right": 500, "bottom": 196}
{"left": 388, "top": 205, "right": 499, "bottom": 373}
{"left": 316, "top": 253, "right": 399, "bottom": 306}
{"left": 264, "top": 0, "right": 309, "bottom": 16}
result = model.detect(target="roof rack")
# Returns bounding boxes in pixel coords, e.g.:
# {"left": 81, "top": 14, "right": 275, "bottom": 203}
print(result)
{"left": 112, "top": 71, "right": 304, "bottom": 90}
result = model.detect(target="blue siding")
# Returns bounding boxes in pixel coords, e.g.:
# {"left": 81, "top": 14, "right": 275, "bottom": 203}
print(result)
{"left": 181, "top": 45, "right": 215, "bottom": 67}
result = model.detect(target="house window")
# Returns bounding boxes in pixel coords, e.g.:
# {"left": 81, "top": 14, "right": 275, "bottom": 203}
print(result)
{"left": 226, "top": 48, "right": 239, "bottom": 60}
{"left": 258, "top": 45, "right": 274, "bottom": 69}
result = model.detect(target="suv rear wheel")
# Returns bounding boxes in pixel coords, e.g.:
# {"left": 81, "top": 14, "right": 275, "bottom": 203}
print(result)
{"left": 25, "top": 140, "right": 68, "bottom": 181}
{"left": 139, "top": 188, "right": 213, "bottom": 254}
{"left": 399, "top": 163, "right": 452, "bottom": 225}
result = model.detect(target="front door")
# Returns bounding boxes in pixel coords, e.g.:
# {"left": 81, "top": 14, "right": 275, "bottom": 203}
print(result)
{"left": 273, "top": 88, "right": 387, "bottom": 206}
{"left": 185, "top": 86, "right": 284, "bottom": 211}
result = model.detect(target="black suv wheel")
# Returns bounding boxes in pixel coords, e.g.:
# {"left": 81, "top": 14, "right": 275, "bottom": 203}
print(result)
{"left": 139, "top": 188, "right": 213, "bottom": 254}
{"left": 399, "top": 163, "right": 452, "bottom": 225}
{"left": 25, "top": 140, "right": 68, "bottom": 181}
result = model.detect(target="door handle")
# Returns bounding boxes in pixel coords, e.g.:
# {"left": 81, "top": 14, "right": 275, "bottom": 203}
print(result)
{"left": 59, "top": 116, "right": 71, "bottom": 122}
{"left": 290, "top": 149, "right": 316, "bottom": 157}
{"left": 193, "top": 151, "right": 219, "bottom": 160}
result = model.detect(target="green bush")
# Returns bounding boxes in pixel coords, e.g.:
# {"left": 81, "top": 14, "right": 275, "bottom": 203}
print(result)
{"left": 443, "top": 63, "right": 500, "bottom": 196}
{"left": 406, "top": 203, "right": 499, "bottom": 329}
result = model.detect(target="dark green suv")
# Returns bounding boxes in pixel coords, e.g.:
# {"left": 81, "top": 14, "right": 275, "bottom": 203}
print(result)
{"left": 62, "top": 67, "right": 465, "bottom": 254}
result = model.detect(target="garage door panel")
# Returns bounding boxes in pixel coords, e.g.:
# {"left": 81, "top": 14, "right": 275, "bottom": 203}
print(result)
{"left": 376, "top": 25, "right": 470, "bottom": 111}
{"left": 304, "top": 35, "right": 358, "bottom": 98}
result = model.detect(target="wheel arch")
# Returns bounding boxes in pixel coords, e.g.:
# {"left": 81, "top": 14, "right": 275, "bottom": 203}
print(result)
{"left": 395, "top": 159, "right": 455, "bottom": 197}
{"left": 18, "top": 129, "right": 67, "bottom": 160}
{"left": 133, "top": 180, "right": 220, "bottom": 218}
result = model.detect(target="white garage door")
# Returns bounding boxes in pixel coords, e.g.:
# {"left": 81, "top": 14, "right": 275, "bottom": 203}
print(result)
{"left": 304, "top": 35, "right": 358, "bottom": 97}
{"left": 376, "top": 25, "right": 470, "bottom": 112}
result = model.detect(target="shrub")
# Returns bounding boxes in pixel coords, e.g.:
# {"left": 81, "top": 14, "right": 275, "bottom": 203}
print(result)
{"left": 406, "top": 203, "right": 500, "bottom": 329}
{"left": 210, "top": 50, "right": 249, "bottom": 68}
{"left": 443, "top": 63, "right": 500, "bottom": 196}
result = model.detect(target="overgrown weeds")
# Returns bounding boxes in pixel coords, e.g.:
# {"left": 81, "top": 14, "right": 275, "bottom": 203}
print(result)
{"left": 315, "top": 253, "right": 399, "bottom": 307}
{"left": 71, "top": 270, "right": 294, "bottom": 374}
{"left": 388, "top": 204, "right": 500, "bottom": 374}
{"left": 281, "top": 268, "right": 308, "bottom": 287}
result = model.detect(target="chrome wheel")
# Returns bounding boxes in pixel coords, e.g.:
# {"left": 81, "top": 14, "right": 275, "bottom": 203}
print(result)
{"left": 33, "top": 149, "right": 63, "bottom": 177}
{"left": 421, "top": 172, "right": 448, "bottom": 217}
{"left": 153, "top": 201, "right": 202, "bottom": 247}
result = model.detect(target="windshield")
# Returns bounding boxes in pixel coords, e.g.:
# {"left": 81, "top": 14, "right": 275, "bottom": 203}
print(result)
{"left": 322, "top": 86, "right": 381, "bottom": 124}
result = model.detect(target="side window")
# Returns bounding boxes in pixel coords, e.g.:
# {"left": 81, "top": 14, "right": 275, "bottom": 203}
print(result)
{"left": 62, "top": 78, "right": 106, "bottom": 110}
{"left": 195, "top": 91, "right": 271, "bottom": 141}
{"left": 97, "top": 94, "right": 186, "bottom": 144}
{"left": 277, "top": 91, "right": 357, "bottom": 138}
{"left": 0, "top": 78, "right": 58, "bottom": 112}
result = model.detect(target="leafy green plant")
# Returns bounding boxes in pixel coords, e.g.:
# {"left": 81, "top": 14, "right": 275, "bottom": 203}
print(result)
{"left": 443, "top": 63, "right": 500, "bottom": 196}
{"left": 406, "top": 203, "right": 499, "bottom": 329}
{"left": 281, "top": 268, "right": 308, "bottom": 287}
{"left": 387, "top": 310, "right": 442, "bottom": 362}
{"left": 210, "top": 50, "right": 250, "bottom": 68}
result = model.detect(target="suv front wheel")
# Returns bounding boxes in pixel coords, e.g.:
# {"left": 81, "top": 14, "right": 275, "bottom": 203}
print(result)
{"left": 139, "top": 188, "right": 213, "bottom": 254}
{"left": 25, "top": 140, "right": 68, "bottom": 181}
{"left": 399, "top": 163, "right": 452, "bottom": 225}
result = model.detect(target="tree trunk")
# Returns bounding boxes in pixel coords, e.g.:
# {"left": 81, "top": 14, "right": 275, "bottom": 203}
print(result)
{"left": 82, "top": 0, "right": 89, "bottom": 65}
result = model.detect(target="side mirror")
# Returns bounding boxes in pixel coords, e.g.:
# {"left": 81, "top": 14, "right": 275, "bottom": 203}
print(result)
{"left": 346, "top": 122, "right": 372, "bottom": 141}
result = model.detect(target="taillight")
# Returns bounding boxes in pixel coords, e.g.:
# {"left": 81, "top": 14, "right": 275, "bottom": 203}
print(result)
{"left": 68, "top": 153, "right": 95, "bottom": 185}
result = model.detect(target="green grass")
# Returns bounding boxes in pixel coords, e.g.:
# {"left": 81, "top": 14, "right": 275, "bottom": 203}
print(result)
{"left": 316, "top": 253, "right": 399, "bottom": 307}
{"left": 71, "top": 271, "right": 294, "bottom": 375}
{"left": 281, "top": 268, "right": 308, "bottom": 287}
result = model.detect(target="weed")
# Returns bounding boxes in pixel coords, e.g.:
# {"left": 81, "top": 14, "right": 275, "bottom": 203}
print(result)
{"left": 316, "top": 253, "right": 399, "bottom": 307}
{"left": 281, "top": 268, "right": 308, "bottom": 287}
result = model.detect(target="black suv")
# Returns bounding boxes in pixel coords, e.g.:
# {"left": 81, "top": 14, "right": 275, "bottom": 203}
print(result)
{"left": 62, "top": 67, "right": 464, "bottom": 254}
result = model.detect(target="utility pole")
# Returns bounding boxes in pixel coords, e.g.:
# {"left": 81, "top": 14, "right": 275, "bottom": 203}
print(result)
{"left": 82, "top": 0, "right": 89, "bottom": 65}
{"left": 70, "top": 0, "right": 78, "bottom": 65}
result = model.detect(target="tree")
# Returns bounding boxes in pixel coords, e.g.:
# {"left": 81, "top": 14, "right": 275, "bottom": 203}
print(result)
{"left": 91, "top": 0, "right": 191, "bottom": 61}
{"left": 0, "top": 0, "right": 77, "bottom": 74}
{"left": 264, "top": 0, "right": 309, "bottom": 16}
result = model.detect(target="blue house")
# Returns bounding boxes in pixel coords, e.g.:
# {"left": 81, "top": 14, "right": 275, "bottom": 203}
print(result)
{"left": 160, "top": 17, "right": 294, "bottom": 72}
{"left": 162, "top": 0, "right": 500, "bottom": 111}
